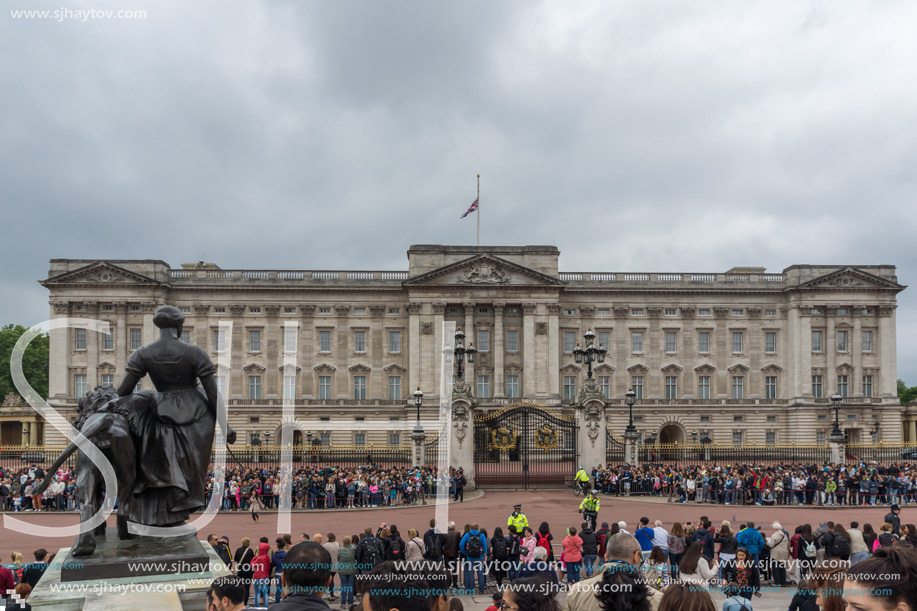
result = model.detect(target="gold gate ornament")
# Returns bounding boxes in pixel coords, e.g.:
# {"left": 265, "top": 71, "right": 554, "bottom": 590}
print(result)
{"left": 490, "top": 425, "right": 518, "bottom": 451}
{"left": 535, "top": 424, "right": 558, "bottom": 452}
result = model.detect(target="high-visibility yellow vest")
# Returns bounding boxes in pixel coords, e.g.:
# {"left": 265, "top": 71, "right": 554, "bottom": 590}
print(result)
{"left": 575, "top": 470, "right": 590, "bottom": 483}
{"left": 508, "top": 512, "right": 529, "bottom": 531}
{"left": 580, "top": 497, "right": 600, "bottom": 513}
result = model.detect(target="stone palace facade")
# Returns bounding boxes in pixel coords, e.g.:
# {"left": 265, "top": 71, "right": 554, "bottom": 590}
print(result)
{"left": 34, "top": 244, "right": 906, "bottom": 447}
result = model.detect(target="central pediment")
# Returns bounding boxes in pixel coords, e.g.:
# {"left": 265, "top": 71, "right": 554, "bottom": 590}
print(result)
{"left": 40, "top": 261, "right": 160, "bottom": 287}
{"left": 403, "top": 254, "right": 565, "bottom": 288}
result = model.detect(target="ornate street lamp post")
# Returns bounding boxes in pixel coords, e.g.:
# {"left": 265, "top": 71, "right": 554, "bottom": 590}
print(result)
{"left": 625, "top": 388, "right": 637, "bottom": 434}
{"left": 573, "top": 328, "right": 607, "bottom": 380}
{"left": 831, "top": 393, "right": 843, "bottom": 437}
{"left": 413, "top": 387, "right": 424, "bottom": 430}
{"left": 453, "top": 328, "right": 476, "bottom": 380}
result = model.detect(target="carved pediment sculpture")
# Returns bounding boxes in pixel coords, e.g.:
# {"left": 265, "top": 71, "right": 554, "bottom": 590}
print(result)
{"left": 459, "top": 261, "right": 509, "bottom": 284}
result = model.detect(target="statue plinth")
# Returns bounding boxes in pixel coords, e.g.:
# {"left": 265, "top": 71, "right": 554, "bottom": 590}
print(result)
{"left": 60, "top": 532, "right": 210, "bottom": 582}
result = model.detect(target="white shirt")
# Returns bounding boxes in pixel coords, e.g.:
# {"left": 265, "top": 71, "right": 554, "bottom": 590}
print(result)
{"left": 653, "top": 526, "right": 669, "bottom": 550}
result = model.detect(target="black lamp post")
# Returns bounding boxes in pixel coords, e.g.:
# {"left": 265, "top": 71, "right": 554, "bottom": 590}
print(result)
{"left": 625, "top": 388, "right": 637, "bottom": 434}
{"left": 453, "top": 328, "right": 476, "bottom": 380}
{"left": 873, "top": 419, "right": 880, "bottom": 441}
{"left": 413, "top": 386, "right": 424, "bottom": 430}
{"left": 831, "top": 393, "right": 843, "bottom": 436}
{"left": 691, "top": 430, "right": 698, "bottom": 443}
{"left": 573, "top": 328, "right": 607, "bottom": 380}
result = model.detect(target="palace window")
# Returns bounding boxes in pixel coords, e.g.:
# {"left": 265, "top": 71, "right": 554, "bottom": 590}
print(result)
{"left": 733, "top": 431, "right": 744, "bottom": 443}
{"left": 597, "top": 309, "right": 609, "bottom": 315}
{"left": 564, "top": 376, "right": 576, "bottom": 400}
{"left": 130, "top": 328, "right": 142, "bottom": 350}
{"left": 597, "top": 332, "right": 609, "bottom": 349}
{"left": 216, "top": 375, "right": 226, "bottom": 399}
{"left": 665, "top": 332, "right": 677, "bottom": 353}
{"left": 506, "top": 330, "right": 519, "bottom": 352}
{"left": 732, "top": 332, "right": 744, "bottom": 353}
{"left": 284, "top": 328, "right": 297, "bottom": 353}
{"left": 354, "top": 331, "right": 366, "bottom": 353}
{"left": 75, "top": 328, "right": 86, "bottom": 351}
{"left": 389, "top": 376, "right": 401, "bottom": 400}
{"left": 388, "top": 308, "right": 401, "bottom": 315}
{"left": 732, "top": 376, "right": 744, "bottom": 399}
{"left": 74, "top": 374, "right": 87, "bottom": 397}
{"left": 389, "top": 432, "right": 401, "bottom": 446}
{"left": 283, "top": 376, "right": 296, "bottom": 401}
{"left": 665, "top": 309, "right": 677, "bottom": 316}
{"left": 101, "top": 374, "right": 114, "bottom": 387}
{"left": 353, "top": 308, "right": 366, "bottom": 314}
{"left": 320, "top": 432, "right": 331, "bottom": 446}
{"left": 698, "top": 376, "right": 711, "bottom": 400}
{"left": 765, "top": 310, "right": 776, "bottom": 316}
{"left": 506, "top": 375, "right": 519, "bottom": 398}
{"left": 284, "top": 307, "right": 297, "bottom": 314}
{"left": 249, "top": 307, "right": 261, "bottom": 314}
{"left": 863, "top": 375, "right": 874, "bottom": 398}
{"left": 213, "top": 329, "right": 226, "bottom": 352}
{"left": 812, "top": 330, "right": 823, "bottom": 352}
{"left": 765, "top": 332, "right": 776, "bottom": 353}
{"left": 631, "top": 332, "right": 643, "bottom": 353}
{"left": 564, "top": 332, "right": 575, "bottom": 353}
{"left": 249, "top": 330, "right": 261, "bottom": 352}
{"left": 732, "top": 309, "right": 744, "bottom": 316}
{"left": 319, "top": 307, "right": 331, "bottom": 314}
{"left": 318, "top": 376, "right": 331, "bottom": 399}
{"left": 766, "top": 432, "right": 776, "bottom": 444}
{"left": 862, "top": 330, "right": 873, "bottom": 352}
{"left": 631, "top": 309, "right": 644, "bottom": 316}
{"left": 817, "top": 431, "right": 827, "bottom": 443}
{"left": 181, "top": 330, "right": 190, "bottom": 343}
{"left": 698, "top": 332, "right": 710, "bottom": 353}
{"left": 477, "top": 330, "right": 490, "bottom": 352}
{"left": 319, "top": 330, "right": 331, "bottom": 352}
{"left": 837, "top": 330, "right": 848, "bottom": 352}
{"left": 838, "top": 375, "right": 849, "bottom": 397}
{"left": 765, "top": 376, "right": 777, "bottom": 399}
{"left": 631, "top": 376, "right": 644, "bottom": 399}
{"left": 103, "top": 329, "right": 114, "bottom": 350}
{"left": 812, "top": 375, "right": 824, "bottom": 398}
{"left": 665, "top": 376, "right": 678, "bottom": 399}
{"left": 698, "top": 309, "right": 711, "bottom": 316}
{"left": 389, "top": 331, "right": 401, "bottom": 353}
{"left": 355, "top": 432, "right": 366, "bottom": 446}
{"left": 477, "top": 375, "right": 490, "bottom": 398}
{"left": 248, "top": 376, "right": 261, "bottom": 400}
{"left": 354, "top": 376, "right": 366, "bottom": 400}
{"left": 564, "top": 309, "right": 576, "bottom": 316}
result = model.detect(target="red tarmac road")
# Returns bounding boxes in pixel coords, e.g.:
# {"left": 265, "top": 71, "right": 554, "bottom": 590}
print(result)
{"left": 1, "top": 492, "right": 911, "bottom": 555}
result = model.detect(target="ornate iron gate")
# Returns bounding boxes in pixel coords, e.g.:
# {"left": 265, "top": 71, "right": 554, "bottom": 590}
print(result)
{"left": 473, "top": 401, "right": 578, "bottom": 489}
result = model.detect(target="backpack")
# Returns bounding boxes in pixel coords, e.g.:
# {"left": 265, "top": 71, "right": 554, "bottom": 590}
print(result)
{"left": 803, "top": 539, "right": 816, "bottom": 558}
{"left": 537, "top": 535, "right": 551, "bottom": 553}
{"left": 426, "top": 533, "right": 443, "bottom": 559}
{"left": 387, "top": 537, "right": 404, "bottom": 560}
{"left": 832, "top": 533, "right": 850, "bottom": 557}
{"left": 466, "top": 534, "right": 483, "bottom": 558}
{"left": 493, "top": 537, "right": 508, "bottom": 561}
{"left": 364, "top": 540, "right": 383, "bottom": 567}
{"left": 879, "top": 532, "right": 897, "bottom": 548}
{"left": 509, "top": 534, "right": 521, "bottom": 557}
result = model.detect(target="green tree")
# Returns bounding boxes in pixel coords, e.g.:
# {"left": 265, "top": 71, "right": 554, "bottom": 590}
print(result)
{"left": 0, "top": 324, "right": 49, "bottom": 401}
{"left": 899, "top": 379, "right": 917, "bottom": 406}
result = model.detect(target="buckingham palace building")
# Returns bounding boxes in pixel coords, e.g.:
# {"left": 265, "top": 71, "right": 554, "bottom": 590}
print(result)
{"left": 36, "top": 244, "right": 907, "bottom": 448}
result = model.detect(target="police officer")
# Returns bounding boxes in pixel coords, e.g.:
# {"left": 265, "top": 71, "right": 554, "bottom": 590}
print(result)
{"left": 579, "top": 490, "right": 600, "bottom": 530}
{"left": 508, "top": 503, "right": 529, "bottom": 532}
{"left": 886, "top": 503, "right": 902, "bottom": 536}
{"left": 575, "top": 466, "right": 590, "bottom": 494}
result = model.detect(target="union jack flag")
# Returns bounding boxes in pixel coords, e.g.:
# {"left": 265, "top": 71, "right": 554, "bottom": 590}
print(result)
{"left": 460, "top": 198, "right": 479, "bottom": 218}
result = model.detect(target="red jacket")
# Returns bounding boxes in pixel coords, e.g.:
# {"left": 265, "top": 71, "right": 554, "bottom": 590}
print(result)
{"left": 0, "top": 566, "right": 14, "bottom": 592}
{"left": 252, "top": 543, "right": 271, "bottom": 579}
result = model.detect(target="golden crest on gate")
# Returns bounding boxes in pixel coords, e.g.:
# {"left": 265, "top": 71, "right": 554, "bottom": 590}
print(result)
{"left": 490, "top": 425, "right": 517, "bottom": 451}
{"left": 535, "top": 424, "right": 558, "bottom": 452}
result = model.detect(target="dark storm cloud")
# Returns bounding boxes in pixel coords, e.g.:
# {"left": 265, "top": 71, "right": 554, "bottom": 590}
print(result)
{"left": 1, "top": 0, "right": 916, "bottom": 380}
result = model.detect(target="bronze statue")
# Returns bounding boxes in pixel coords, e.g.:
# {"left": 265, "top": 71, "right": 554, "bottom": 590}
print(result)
{"left": 34, "top": 305, "right": 235, "bottom": 556}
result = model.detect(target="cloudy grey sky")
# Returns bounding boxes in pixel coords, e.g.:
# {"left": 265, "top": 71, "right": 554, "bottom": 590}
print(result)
{"left": 2, "top": 0, "right": 916, "bottom": 381}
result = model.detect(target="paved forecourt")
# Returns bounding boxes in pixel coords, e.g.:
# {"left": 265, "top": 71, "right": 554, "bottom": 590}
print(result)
{"left": 2, "top": 490, "right": 909, "bottom": 554}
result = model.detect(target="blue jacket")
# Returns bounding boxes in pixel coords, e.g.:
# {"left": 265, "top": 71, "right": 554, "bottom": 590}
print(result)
{"left": 635, "top": 527, "right": 655, "bottom": 552}
{"left": 736, "top": 527, "right": 765, "bottom": 555}
{"left": 691, "top": 528, "right": 715, "bottom": 559}
{"left": 459, "top": 530, "right": 488, "bottom": 559}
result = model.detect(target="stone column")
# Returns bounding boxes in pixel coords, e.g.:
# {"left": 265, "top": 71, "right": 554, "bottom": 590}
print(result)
{"left": 265, "top": 306, "right": 280, "bottom": 398}
{"left": 829, "top": 430, "right": 845, "bottom": 465}
{"left": 142, "top": 303, "right": 157, "bottom": 348}
{"left": 85, "top": 303, "right": 99, "bottom": 387}
{"left": 523, "top": 303, "right": 537, "bottom": 398}
{"left": 825, "top": 311, "right": 837, "bottom": 395}
{"left": 853, "top": 313, "right": 863, "bottom": 394}
{"left": 493, "top": 302, "right": 505, "bottom": 398}
{"left": 578, "top": 394, "right": 607, "bottom": 470}
{"left": 114, "top": 302, "right": 127, "bottom": 376}
{"left": 909, "top": 419, "right": 916, "bottom": 444}
{"left": 624, "top": 429, "right": 640, "bottom": 468}
{"left": 409, "top": 303, "right": 422, "bottom": 392}
{"left": 229, "top": 304, "right": 245, "bottom": 399}
{"left": 878, "top": 306, "right": 897, "bottom": 397}
{"left": 370, "top": 306, "right": 386, "bottom": 399}
{"left": 301, "top": 306, "right": 315, "bottom": 397}
{"left": 412, "top": 423, "right": 425, "bottom": 468}
{"left": 29, "top": 421, "right": 39, "bottom": 446}
{"left": 547, "top": 304, "right": 561, "bottom": 402}
{"left": 48, "top": 302, "right": 70, "bottom": 399}
{"left": 798, "top": 310, "right": 812, "bottom": 397}
{"left": 433, "top": 303, "right": 446, "bottom": 401}
{"left": 450, "top": 397, "right": 475, "bottom": 489}
{"left": 335, "top": 306, "right": 350, "bottom": 399}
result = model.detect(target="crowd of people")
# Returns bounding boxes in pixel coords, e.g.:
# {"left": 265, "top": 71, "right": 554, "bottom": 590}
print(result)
{"left": 587, "top": 461, "right": 917, "bottom": 506}
{"left": 0, "top": 463, "right": 469, "bottom": 513}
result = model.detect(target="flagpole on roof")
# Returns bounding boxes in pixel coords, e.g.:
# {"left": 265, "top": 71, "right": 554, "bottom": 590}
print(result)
{"left": 476, "top": 174, "right": 480, "bottom": 247}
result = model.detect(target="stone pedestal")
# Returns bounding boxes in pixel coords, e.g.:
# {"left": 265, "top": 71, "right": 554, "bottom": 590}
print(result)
{"left": 829, "top": 432, "right": 846, "bottom": 465}
{"left": 29, "top": 536, "right": 230, "bottom": 611}
{"left": 451, "top": 385, "right": 475, "bottom": 489}
{"left": 576, "top": 382, "right": 607, "bottom": 471}
{"left": 624, "top": 429, "right": 640, "bottom": 468}
{"left": 412, "top": 424, "right": 425, "bottom": 468}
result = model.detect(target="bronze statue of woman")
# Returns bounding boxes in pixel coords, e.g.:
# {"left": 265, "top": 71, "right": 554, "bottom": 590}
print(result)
{"left": 117, "top": 305, "right": 235, "bottom": 527}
